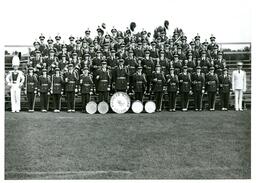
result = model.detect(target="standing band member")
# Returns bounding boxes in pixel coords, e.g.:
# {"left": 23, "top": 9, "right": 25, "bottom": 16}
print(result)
{"left": 192, "top": 66, "right": 205, "bottom": 111}
{"left": 112, "top": 59, "right": 129, "bottom": 92}
{"left": 80, "top": 67, "right": 94, "bottom": 112}
{"left": 132, "top": 66, "right": 147, "bottom": 101}
{"left": 166, "top": 67, "right": 179, "bottom": 112}
{"left": 96, "top": 61, "right": 111, "bottom": 102}
{"left": 64, "top": 64, "right": 78, "bottom": 112}
{"left": 6, "top": 55, "right": 25, "bottom": 113}
{"left": 232, "top": 62, "right": 246, "bottom": 111}
{"left": 206, "top": 67, "right": 219, "bottom": 111}
{"left": 51, "top": 68, "right": 63, "bottom": 113}
{"left": 152, "top": 65, "right": 166, "bottom": 112}
{"left": 179, "top": 66, "right": 191, "bottom": 111}
{"left": 25, "top": 67, "right": 38, "bottom": 112}
{"left": 219, "top": 68, "right": 232, "bottom": 111}
{"left": 38, "top": 69, "right": 51, "bottom": 112}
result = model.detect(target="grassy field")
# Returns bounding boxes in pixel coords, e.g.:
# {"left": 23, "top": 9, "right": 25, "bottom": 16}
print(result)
{"left": 5, "top": 110, "right": 251, "bottom": 179}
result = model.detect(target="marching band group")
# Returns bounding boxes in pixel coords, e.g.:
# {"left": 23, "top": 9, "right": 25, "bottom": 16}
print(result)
{"left": 6, "top": 22, "right": 247, "bottom": 113}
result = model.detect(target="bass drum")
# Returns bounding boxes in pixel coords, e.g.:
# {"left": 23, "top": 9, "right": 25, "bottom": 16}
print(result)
{"left": 110, "top": 92, "right": 131, "bottom": 114}
{"left": 98, "top": 101, "right": 109, "bottom": 114}
{"left": 86, "top": 101, "right": 97, "bottom": 114}
{"left": 144, "top": 100, "right": 156, "bottom": 113}
{"left": 131, "top": 100, "right": 143, "bottom": 113}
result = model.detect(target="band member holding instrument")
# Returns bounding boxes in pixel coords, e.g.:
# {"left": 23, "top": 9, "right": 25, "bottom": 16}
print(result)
{"left": 166, "top": 67, "right": 179, "bottom": 112}
{"left": 25, "top": 67, "right": 38, "bottom": 112}
{"left": 80, "top": 67, "right": 94, "bottom": 113}
{"left": 219, "top": 68, "right": 232, "bottom": 111}
{"left": 38, "top": 69, "right": 51, "bottom": 112}
{"left": 152, "top": 65, "right": 166, "bottom": 112}
{"left": 132, "top": 66, "right": 147, "bottom": 101}
{"left": 179, "top": 66, "right": 192, "bottom": 111}
{"left": 112, "top": 59, "right": 129, "bottom": 92}
{"left": 96, "top": 61, "right": 111, "bottom": 103}
{"left": 6, "top": 55, "right": 25, "bottom": 113}
{"left": 191, "top": 66, "right": 205, "bottom": 111}
{"left": 51, "top": 68, "right": 64, "bottom": 113}
{"left": 206, "top": 67, "right": 219, "bottom": 111}
{"left": 64, "top": 64, "right": 78, "bottom": 112}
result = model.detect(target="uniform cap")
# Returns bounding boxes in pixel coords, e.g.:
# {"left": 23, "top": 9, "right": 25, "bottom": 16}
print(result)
{"left": 69, "top": 35, "right": 75, "bottom": 40}
{"left": 42, "top": 68, "right": 47, "bottom": 72}
{"left": 28, "top": 66, "right": 34, "bottom": 70}
{"left": 68, "top": 63, "right": 73, "bottom": 67}
{"left": 137, "top": 66, "right": 142, "bottom": 69}
{"left": 102, "top": 61, "right": 107, "bottom": 65}
{"left": 55, "top": 67, "right": 60, "bottom": 72}
{"left": 183, "top": 65, "right": 188, "bottom": 69}
{"left": 209, "top": 66, "right": 215, "bottom": 70}
{"left": 237, "top": 62, "right": 243, "bottom": 66}
{"left": 196, "top": 66, "right": 201, "bottom": 69}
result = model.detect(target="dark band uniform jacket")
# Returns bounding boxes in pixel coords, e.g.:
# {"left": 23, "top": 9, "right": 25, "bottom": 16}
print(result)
{"left": 206, "top": 73, "right": 219, "bottom": 92}
{"left": 166, "top": 74, "right": 179, "bottom": 92}
{"left": 192, "top": 73, "right": 205, "bottom": 91}
{"left": 178, "top": 73, "right": 191, "bottom": 93}
{"left": 152, "top": 72, "right": 166, "bottom": 92}
{"left": 26, "top": 75, "right": 38, "bottom": 92}
{"left": 133, "top": 73, "right": 147, "bottom": 92}
{"left": 219, "top": 74, "right": 232, "bottom": 93}
{"left": 52, "top": 74, "right": 63, "bottom": 94}
{"left": 38, "top": 75, "right": 51, "bottom": 93}
{"left": 80, "top": 74, "right": 94, "bottom": 94}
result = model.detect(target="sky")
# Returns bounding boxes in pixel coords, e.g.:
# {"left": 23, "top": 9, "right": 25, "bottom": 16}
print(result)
{"left": 0, "top": 0, "right": 252, "bottom": 46}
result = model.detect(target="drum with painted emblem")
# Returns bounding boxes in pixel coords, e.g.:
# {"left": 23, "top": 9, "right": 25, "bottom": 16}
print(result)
{"left": 86, "top": 101, "right": 97, "bottom": 114}
{"left": 131, "top": 100, "right": 143, "bottom": 113}
{"left": 110, "top": 92, "right": 131, "bottom": 114}
{"left": 144, "top": 100, "right": 156, "bottom": 113}
{"left": 98, "top": 101, "right": 109, "bottom": 114}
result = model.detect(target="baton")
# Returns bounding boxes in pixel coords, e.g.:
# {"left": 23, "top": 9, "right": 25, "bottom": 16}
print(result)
{"left": 159, "top": 92, "right": 163, "bottom": 111}
{"left": 73, "top": 93, "right": 76, "bottom": 111}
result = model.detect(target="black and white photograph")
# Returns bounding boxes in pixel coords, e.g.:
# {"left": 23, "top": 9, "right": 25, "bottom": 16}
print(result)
{"left": 1, "top": 0, "right": 255, "bottom": 181}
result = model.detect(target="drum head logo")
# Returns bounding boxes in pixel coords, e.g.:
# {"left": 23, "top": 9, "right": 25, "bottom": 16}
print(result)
{"left": 110, "top": 92, "right": 131, "bottom": 114}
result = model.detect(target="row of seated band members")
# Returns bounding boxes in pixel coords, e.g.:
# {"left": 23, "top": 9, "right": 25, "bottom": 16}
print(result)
{"left": 28, "top": 48, "right": 226, "bottom": 79}
{"left": 25, "top": 58, "right": 231, "bottom": 113}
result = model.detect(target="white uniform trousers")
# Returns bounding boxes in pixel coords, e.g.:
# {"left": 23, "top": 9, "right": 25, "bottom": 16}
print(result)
{"left": 10, "top": 84, "right": 21, "bottom": 112}
{"left": 234, "top": 89, "right": 243, "bottom": 110}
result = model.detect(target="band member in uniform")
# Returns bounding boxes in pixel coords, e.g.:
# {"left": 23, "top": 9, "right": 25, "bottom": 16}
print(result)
{"left": 51, "top": 68, "right": 64, "bottom": 113}
{"left": 192, "top": 66, "right": 205, "bottom": 111}
{"left": 205, "top": 67, "right": 219, "bottom": 111}
{"left": 132, "top": 66, "right": 147, "bottom": 101}
{"left": 232, "top": 62, "right": 246, "bottom": 111}
{"left": 219, "top": 68, "right": 232, "bottom": 111}
{"left": 125, "top": 49, "right": 138, "bottom": 93}
{"left": 64, "top": 64, "right": 78, "bottom": 112}
{"left": 38, "top": 69, "right": 51, "bottom": 112}
{"left": 96, "top": 61, "right": 111, "bottom": 102}
{"left": 152, "top": 65, "right": 166, "bottom": 112}
{"left": 80, "top": 67, "right": 94, "bottom": 112}
{"left": 112, "top": 59, "right": 129, "bottom": 92}
{"left": 24, "top": 67, "right": 38, "bottom": 112}
{"left": 142, "top": 50, "right": 154, "bottom": 95}
{"left": 178, "top": 66, "right": 192, "bottom": 111}
{"left": 6, "top": 55, "right": 25, "bottom": 113}
{"left": 166, "top": 67, "right": 179, "bottom": 112}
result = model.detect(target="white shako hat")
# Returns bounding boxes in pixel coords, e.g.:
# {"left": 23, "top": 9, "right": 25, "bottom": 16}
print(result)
{"left": 12, "top": 55, "right": 20, "bottom": 67}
